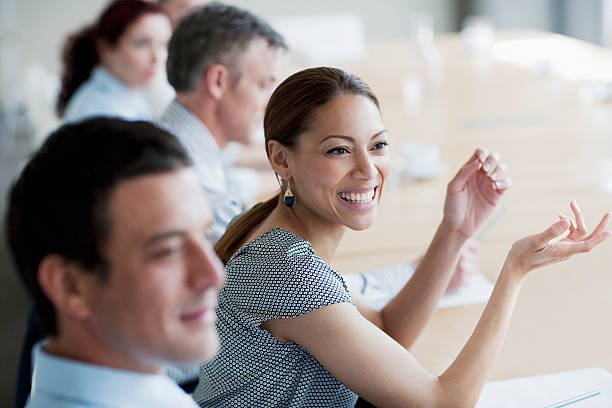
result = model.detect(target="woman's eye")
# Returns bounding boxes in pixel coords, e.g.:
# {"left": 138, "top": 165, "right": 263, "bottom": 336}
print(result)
{"left": 326, "top": 147, "right": 350, "bottom": 155}
{"left": 133, "top": 38, "right": 150, "bottom": 47}
{"left": 372, "top": 141, "right": 388, "bottom": 150}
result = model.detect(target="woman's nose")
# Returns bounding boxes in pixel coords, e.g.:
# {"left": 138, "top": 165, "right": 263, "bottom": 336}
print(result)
{"left": 353, "top": 152, "right": 378, "bottom": 180}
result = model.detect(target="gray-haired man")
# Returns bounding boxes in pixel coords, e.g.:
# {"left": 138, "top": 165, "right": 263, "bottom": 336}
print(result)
{"left": 159, "top": 2, "right": 287, "bottom": 242}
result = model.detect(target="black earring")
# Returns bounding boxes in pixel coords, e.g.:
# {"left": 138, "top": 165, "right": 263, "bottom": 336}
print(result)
{"left": 284, "top": 184, "right": 295, "bottom": 207}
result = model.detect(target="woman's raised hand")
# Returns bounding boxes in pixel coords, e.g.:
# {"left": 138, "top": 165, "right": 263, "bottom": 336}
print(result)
{"left": 443, "top": 147, "right": 511, "bottom": 239}
{"left": 506, "top": 202, "right": 611, "bottom": 277}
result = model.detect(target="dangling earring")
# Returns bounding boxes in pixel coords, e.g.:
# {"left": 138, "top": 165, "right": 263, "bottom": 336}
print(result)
{"left": 284, "top": 182, "right": 295, "bottom": 207}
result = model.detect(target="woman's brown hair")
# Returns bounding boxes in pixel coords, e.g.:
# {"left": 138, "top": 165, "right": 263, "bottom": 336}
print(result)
{"left": 215, "top": 67, "right": 380, "bottom": 263}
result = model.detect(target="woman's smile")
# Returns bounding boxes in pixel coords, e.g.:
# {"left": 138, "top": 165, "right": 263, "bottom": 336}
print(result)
{"left": 337, "top": 186, "right": 377, "bottom": 208}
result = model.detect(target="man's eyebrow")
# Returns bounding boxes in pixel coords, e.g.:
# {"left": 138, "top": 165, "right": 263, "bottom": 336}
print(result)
{"left": 143, "top": 231, "right": 185, "bottom": 249}
{"left": 319, "top": 130, "right": 388, "bottom": 144}
{"left": 142, "top": 215, "right": 215, "bottom": 248}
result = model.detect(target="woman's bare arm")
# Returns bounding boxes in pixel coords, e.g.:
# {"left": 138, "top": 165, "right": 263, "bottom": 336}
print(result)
{"left": 262, "top": 212, "right": 611, "bottom": 407}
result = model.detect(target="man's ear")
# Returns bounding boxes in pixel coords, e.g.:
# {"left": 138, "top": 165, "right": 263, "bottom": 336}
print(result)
{"left": 204, "top": 64, "right": 231, "bottom": 100}
{"left": 267, "top": 140, "right": 292, "bottom": 178}
{"left": 37, "top": 255, "right": 93, "bottom": 321}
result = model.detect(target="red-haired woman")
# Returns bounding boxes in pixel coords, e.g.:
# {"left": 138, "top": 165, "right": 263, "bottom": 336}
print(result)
{"left": 57, "top": 0, "right": 171, "bottom": 123}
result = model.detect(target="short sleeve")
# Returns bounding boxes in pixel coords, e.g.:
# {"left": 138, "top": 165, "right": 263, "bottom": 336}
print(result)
{"left": 220, "top": 229, "right": 353, "bottom": 325}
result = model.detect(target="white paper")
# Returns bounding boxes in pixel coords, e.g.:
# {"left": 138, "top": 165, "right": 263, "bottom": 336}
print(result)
{"left": 438, "top": 272, "right": 493, "bottom": 309}
{"left": 477, "top": 368, "right": 612, "bottom": 408}
{"left": 344, "top": 264, "right": 493, "bottom": 311}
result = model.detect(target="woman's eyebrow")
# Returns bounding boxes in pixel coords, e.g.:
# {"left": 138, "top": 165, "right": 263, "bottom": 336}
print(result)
{"left": 319, "top": 130, "right": 387, "bottom": 145}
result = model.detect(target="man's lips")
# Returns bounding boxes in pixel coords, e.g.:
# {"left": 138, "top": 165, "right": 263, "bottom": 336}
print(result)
{"left": 181, "top": 306, "right": 217, "bottom": 323}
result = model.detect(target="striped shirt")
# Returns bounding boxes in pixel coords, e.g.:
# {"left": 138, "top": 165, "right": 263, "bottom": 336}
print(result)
{"left": 158, "top": 100, "right": 243, "bottom": 243}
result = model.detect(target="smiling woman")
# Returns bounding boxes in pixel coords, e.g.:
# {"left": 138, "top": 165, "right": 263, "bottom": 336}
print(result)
{"left": 200, "top": 67, "right": 611, "bottom": 408}
{"left": 57, "top": 0, "right": 171, "bottom": 123}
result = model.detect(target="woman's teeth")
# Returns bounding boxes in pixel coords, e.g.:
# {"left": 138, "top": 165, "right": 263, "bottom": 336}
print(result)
{"left": 339, "top": 190, "right": 374, "bottom": 203}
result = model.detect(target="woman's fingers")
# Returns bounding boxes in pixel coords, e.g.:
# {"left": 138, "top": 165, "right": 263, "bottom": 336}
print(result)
{"left": 468, "top": 147, "right": 488, "bottom": 166}
{"left": 558, "top": 212, "right": 576, "bottom": 235}
{"left": 553, "top": 207, "right": 611, "bottom": 257}
{"left": 482, "top": 152, "right": 501, "bottom": 175}
{"left": 531, "top": 219, "right": 571, "bottom": 250}
{"left": 449, "top": 147, "right": 511, "bottom": 194}
{"left": 448, "top": 158, "right": 480, "bottom": 194}
{"left": 560, "top": 230, "right": 612, "bottom": 255}
{"left": 511, "top": 209, "right": 611, "bottom": 276}
{"left": 583, "top": 212, "right": 612, "bottom": 241}
{"left": 493, "top": 177, "right": 512, "bottom": 191}
{"left": 457, "top": 147, "right": 488, "bottom": 171}
{"left": 488, "top": 162, "right": 507, "bottom": 182}
{"left": 583, "top": 231, "right": 612, "bottom": 251}
{"left": 570, "top": 200, "right": 588, "bottom": 238}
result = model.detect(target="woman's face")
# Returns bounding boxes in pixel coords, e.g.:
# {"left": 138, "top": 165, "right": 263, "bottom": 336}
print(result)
{"left": 287, "top": 94, "right": 390, "bottom": 231}
{"left": 100, "top": 13, "right": 172, "bottom": 88}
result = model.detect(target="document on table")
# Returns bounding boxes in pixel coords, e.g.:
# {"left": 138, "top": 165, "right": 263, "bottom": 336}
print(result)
{"left": 344, "top": 264, "right": 494, "bottom": 311}
{"left": 438, "top": 272, "right": 493, "bottom": 309}
{"left": 476, "top": 368, "right": 612, "bottom": 407}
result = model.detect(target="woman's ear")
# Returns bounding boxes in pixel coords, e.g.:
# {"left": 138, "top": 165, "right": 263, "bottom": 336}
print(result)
{"left": 267, "top": 140, "right": 291, "bottom": 178}
{"left": 38, "top": 255, "right": 93, "bottom": 322}
{"left": 204, "top": 63, "right": 231, "bottom": 100}
{"left": 95, "top": 38, "right": 112, "bottom": 61}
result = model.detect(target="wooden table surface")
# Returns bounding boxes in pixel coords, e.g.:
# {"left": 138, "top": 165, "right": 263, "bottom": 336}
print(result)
{"left": 322, "top": 30, "right": 612, "bottom": 380}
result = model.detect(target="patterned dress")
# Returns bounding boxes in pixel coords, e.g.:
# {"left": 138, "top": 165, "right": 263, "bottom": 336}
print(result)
{"left": 194, "top": 228, "right": 358, "bottom": 407}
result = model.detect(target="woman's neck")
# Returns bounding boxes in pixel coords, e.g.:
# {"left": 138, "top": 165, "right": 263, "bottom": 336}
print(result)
{"left": 99, "top": 63, "right": 136, "bottom": 90}
{"left": 255, "top": 201, "right": 346, "bottom": 264}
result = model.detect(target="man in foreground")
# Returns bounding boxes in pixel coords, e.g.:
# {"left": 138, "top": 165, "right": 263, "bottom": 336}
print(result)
{"left": 6, "top": 118, "right": 224, "bottom": 407}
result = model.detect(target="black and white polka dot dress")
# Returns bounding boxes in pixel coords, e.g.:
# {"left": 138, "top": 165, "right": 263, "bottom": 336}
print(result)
{"left": 194, "top": 228, "right": 358, "bottom": 408}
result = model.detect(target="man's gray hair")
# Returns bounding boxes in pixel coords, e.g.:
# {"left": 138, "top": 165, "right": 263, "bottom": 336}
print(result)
{"left": 167, "top": 2, "right": 286, "bottom": 92}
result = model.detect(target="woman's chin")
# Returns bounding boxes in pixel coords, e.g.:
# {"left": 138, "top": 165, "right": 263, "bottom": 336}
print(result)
{"left": 345, "top": 216, "right": 376, "bottom": 231}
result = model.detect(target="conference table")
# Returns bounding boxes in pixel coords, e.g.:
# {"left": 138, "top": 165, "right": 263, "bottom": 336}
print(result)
{"left": 247, "top": 29, "right": 612, "bottom": 382}
{"left": 330, "top": 29, "right": 612, "bottom": 381}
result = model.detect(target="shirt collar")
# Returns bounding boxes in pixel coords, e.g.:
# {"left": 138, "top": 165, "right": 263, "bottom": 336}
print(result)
{"left": 30, "top": 342, "right": 197, "bottom": 407}
{"left": 163, "top": 99, "right": 221, "bottom": 156}
{"left": 91, "top": 65, "right": 134, "bottom": 95}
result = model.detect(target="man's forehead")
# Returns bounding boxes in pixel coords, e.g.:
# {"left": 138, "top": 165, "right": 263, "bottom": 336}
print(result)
{"left": 107, "top": 168, "right": 211, "bottom": 228}
{"left": 234, "top": 38, "right": 279, "bottom": 73}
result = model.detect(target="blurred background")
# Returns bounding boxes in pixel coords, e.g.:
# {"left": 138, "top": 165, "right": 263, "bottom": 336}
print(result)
{"left": 1, "top": 0, "right": 610, "bottom": 405}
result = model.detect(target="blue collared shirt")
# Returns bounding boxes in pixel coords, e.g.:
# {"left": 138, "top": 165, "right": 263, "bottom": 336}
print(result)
{"left": 63, "top": 66, "right": 152, "bottom": 124}
{"left": 158, "top": 100, "right": 243, "bottom": 243}
{"left": 27, "top": 343, "right": 198, "bottom": 408}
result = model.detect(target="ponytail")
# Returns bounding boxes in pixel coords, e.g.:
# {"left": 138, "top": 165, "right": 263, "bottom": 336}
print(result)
{"left": 215, "top": 194, "right": 279, "bottom": 264}
{"left": 56, "top": 26, "right": 98, "bottom": 117}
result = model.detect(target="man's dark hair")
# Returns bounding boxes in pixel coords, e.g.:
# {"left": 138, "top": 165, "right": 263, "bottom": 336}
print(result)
{"left": 166, "top": 2, "right": 287, "bottom": 92}
{"left": 5, "top": 118, "right": 192, "bottom": 335}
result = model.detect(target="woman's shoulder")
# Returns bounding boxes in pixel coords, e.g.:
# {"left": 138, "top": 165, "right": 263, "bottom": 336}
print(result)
{"left": 63, "top": 68, "right": 151, "bottom": 123}
{"left": 63, "top": 81, "right": 124, "bottom": 123}
{"left": 220, "top": 228, "right": 353, "bottom": 319}
{"left": 226, "top": 228, "right": 334, "bottom": 279}
{"left": 231, "top": 228, "right": 315, "bottom": 261}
